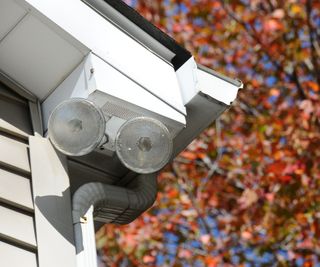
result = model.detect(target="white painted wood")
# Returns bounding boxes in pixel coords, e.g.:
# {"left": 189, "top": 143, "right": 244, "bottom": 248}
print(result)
{"left": 0, "top": 241, "right": 37, "bottom": 267}
{"left": 0, "top": 205, "right": 36, "bottom": 248}
{"left": 16, "top": 0, "right": 186, "bottom": 113}
{"left": 29, "top": 136, "right": 77, "bottom": 267}
{"left": 0, "top": 168, "right": 33, "bottom": 211}
{"left": 176, "top": 57, "right": 199, "bottom": 105}
{"left": 89, "top": 54, "right": 186, "bottom": 124}
{"left": 196, "top": 68, "right": 241, "bottom": 105}
{"left": 0, "top": 13, "right": 84, "bottom": 100}
{"left": 0, "top": 134, "right": 30, "bottom": 174}
{"left": 42, "top": 54, "right": 185, "bottom": 133}
{"left": 74, "top": 206, "right": 98, "bottom": 267}
{"left": 41, "top": 55, "right": 92, "bottom": 128}
{"left": 0, "top": 0, "right": 27, "bottom": 40}
{"left": 29, "top": 101, "right": 43, "bottom": 136}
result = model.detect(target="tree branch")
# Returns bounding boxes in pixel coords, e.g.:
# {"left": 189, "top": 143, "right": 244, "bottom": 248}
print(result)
{"left": 172, "top": 162, "right": 214, "bottom": 239}
{"left": 306, "top": 0, "right": 320, "bottom": 86}
{"left": 219, "top": 1, "right": 310, "bottom": 99}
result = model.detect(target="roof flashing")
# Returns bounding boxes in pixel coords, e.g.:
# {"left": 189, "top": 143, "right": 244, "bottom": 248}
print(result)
{"left": 81, "top": 0, "right": 192, "bottom": 70}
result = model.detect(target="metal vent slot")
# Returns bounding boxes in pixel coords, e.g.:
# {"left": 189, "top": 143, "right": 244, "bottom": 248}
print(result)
{"left": 101, "top": 101, "right": 141, "bottom": 120}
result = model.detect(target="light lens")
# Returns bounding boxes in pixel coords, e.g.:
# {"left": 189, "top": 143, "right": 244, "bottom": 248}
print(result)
{"left": 48, "top": 98, "right": 106, "bottom": 156}
{"left": 116, "top": 117, "right": 172, "bottom": 174}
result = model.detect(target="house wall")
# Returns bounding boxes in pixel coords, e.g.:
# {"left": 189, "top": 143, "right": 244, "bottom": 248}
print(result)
{"left": 0, "top": 82, "right": 38, "bottom": 267}
{"left": 0, "top": 82, "right": 77, "bottom": 267}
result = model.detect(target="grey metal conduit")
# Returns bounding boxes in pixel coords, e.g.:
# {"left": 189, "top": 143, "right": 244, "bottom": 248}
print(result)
{"left": 72, "top": 173, "right": 158, "bottom": 225}
{"left": 72, "top": 173, "right": 158, "bottom": 261}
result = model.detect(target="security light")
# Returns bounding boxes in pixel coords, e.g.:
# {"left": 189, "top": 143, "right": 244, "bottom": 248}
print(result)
{"left": 48, "top": 98, "right": 106, "bottom": 156}
{"left": 115, "top": 117, "right": 173, "bottom": 174}
{"left": 48, "top": 98, "right": 174, "bottom": 174}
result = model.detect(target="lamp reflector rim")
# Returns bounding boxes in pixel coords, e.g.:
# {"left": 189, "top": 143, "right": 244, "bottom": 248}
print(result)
{"left": 115, "top": 116, "right": 173, "bottom": 174}
{"left": 48, "top": 98, "right": 106, "bottom": 156}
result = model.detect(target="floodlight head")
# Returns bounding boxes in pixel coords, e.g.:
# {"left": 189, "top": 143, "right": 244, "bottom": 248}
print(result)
{"left": 48, "top": 98, "right": 106, "bottom": 156}
{"left": 115, "top": 117, "right": 173, "bottom": 174}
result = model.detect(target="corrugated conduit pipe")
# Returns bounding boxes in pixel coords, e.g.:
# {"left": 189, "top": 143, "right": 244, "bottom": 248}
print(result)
{"left": 72, "top": 173, "right": 158, "bottom": 263}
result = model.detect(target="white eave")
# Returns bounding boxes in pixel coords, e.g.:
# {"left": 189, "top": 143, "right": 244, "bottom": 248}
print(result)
{"left": 0, "top": 0, "right": 186, "bottom": 116}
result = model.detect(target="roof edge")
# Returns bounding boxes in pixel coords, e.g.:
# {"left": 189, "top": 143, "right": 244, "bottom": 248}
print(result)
{"left": 197, "top": 64, "right": 243, "bottom": 88}
{"left": 81, "top": 0, "right": 192, "bottom": 70}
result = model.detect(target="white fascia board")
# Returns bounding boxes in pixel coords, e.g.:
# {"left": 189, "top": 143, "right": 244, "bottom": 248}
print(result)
{"left": 196, "top": 66, "right": 242, "bottom": 106}
{"left": 177, "top": 59, "right": 242, "bottom": 106}
{"left": 18, "top": 0, "right": 186, "bottom": 115}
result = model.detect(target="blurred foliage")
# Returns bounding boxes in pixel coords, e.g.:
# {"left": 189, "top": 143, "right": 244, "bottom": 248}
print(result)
{"left": 97, "top": 0, "right": 320, "bottom": 266}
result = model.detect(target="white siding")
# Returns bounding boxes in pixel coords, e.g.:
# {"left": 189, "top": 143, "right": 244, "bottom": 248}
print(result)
{"left": 0, "top": 241, "right": 37, "bottom": 267}
{"left": 0, "top": 205, "right": 36, "bottom": 248}
{"left": 0, "top": 168, "right": 33, "bottom": 211}
{"left": 0, "top": 134, "right": 30, "bottom": 174}
{"left": 29, "top": 136, "right": 76, "bottom": 267}
{"left": 0, "top": 84, "right": 37, "bottom": 266}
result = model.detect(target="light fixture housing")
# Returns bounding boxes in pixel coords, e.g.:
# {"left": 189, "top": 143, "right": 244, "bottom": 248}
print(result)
{"left": 48, "top": 98, "right": 106, "bottom": 156}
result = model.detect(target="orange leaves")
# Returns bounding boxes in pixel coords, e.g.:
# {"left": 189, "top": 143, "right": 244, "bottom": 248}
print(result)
{"left": 241, "top": 230, "right": 253, "bottom": 240}
{"left": 266, "top": 161, "right": 294, "bottom": 183}
{"left": 210, "top": 1, "right": 221, "bottom": 10}
{"left": 142, "top": 255, "right": 155, "bottom": 264}
{"left": 305, "top": 81, "right": 319, "bottom": 92}
{"left": 98, "top": 1, "right": 320, "bottom": 266}
{"left": 168, "top": 188, "right": 180, "bottom": 198}
{"left": 270, "top": 88, "right": 280, "bottom": 97}
{"left": 180, "top": 151, "right": 198, "bottom": 161}
{"left": 266, "top": 161, "right": 286, "bottom": 176}
{"left": 266, "top": 160, "right": 307, "bottom": 183}
{"left": 279, "top": 175, "right": 292, "bottom": 183}
{"left": 208, "top": 194, "right": 219, "bottom": 207}
{"left": 263, "top": 19, "right": 284, "bottom": 32}
{"left": 204, "top": 256, "right": 219, "bottom": 267}
{"left": 295, "top": 213, "right": 309, "bottom": 226}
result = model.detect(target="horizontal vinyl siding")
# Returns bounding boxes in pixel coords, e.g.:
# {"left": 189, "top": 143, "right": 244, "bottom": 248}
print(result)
{"left": 0, "top": 205, "right": 37, "bottom": 249}
{"left": 0, "top": 241, "right": 37, "bottom": 267}
{"left": 0, "top": 118, "right": 29, "bottom": 140}
{"left": 0, "top": 133, "right": 30, "bottom": 174}
{"left": 0, "top": 85, "right": 37, "bottom": 266}
{"left": 0, "top": 167, "right": 33, "bottom": 211}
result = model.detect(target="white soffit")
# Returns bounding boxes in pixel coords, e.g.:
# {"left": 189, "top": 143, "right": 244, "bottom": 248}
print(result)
{"left": 0, "top": 0, "right": 27, "bottom": 40}
{"left": 19, "top": 0, "right": 186, "bottom": 114}
{"left": 0, "top": 4, "right": 86, "bottom": 100}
